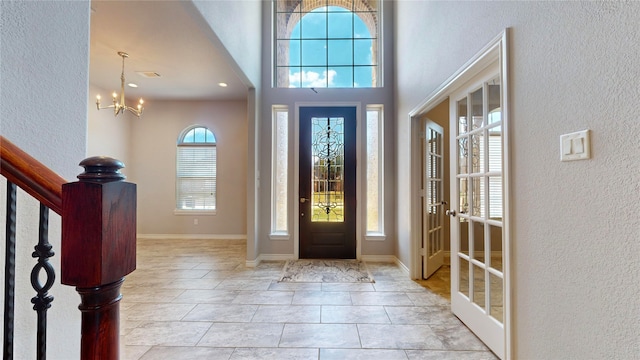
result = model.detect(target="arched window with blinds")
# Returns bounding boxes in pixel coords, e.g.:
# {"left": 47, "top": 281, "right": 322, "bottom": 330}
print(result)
{"left": 176, "top": 125, "right": 217, "bottom": 211}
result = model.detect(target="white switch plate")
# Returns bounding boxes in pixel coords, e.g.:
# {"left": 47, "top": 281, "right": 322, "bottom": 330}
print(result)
{"left": 560, "top": 129, "right": 591, "bottom": 161}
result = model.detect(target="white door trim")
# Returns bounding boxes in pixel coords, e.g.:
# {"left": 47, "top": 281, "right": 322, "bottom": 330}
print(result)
{"left": 293, "top": 102, "right": 362, "bottom": 260}
{"left": 408, "top": 29, "right": 511, "bottom": 359}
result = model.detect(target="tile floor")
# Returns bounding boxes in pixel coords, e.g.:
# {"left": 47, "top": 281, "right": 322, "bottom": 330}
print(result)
{"left": 120, "top": 238, "right": 497, "bottom": 360}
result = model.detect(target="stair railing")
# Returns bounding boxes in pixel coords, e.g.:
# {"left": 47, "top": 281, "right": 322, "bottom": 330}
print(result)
{"left": 1, "top": 136, "right": 136, "bottom": 360}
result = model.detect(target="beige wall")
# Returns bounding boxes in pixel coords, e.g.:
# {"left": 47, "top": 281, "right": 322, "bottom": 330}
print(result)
{"left": 87, "top": 84, "right": 132, "bottom": 176}
{"left": 128, "top": 100, "right": 248, "bottom": 237}
{"left": 396, "top": 1, "right": 640, "bottom": 358}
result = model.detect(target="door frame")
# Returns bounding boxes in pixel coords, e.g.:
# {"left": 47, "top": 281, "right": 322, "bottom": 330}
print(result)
{"left": 293, "top": 102, "right": 363, "bottom": 260}
{"left": 408, "top": 29, "right": 511, "bottom": 358}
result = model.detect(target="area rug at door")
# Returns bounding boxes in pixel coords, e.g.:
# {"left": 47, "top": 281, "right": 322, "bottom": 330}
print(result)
{"left": 279, "top": 259, "right": 374, "bottom": 283}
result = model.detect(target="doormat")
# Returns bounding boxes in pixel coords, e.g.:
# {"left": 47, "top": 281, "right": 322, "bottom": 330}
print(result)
{"left": 278, "top": 259, "right": 374, "bottom": 283}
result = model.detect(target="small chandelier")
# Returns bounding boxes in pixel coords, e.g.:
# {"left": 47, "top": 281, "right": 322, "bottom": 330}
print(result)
{"left": 96, "top": 51, "right": 144, "bottom": 117}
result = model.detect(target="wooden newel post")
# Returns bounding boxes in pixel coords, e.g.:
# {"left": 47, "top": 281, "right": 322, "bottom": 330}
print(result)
{"left": 61, "top": 157, "right": 136, "bottom": 360}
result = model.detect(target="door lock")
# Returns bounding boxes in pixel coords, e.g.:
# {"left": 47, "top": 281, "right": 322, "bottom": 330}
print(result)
{"left": 445, "top": 209, "right": 457, "bottom": 217}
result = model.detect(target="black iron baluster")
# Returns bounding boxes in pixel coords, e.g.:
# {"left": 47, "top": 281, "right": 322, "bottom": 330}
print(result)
{"left": 4, "top": 181, "right": 17, "bottom": 360}
{"left": 30, "top": 204, "right": 55, "bottom": 360}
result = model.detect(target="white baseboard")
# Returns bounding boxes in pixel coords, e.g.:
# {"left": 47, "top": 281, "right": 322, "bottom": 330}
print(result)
{"left": 137, "top": 234, "right": 247, "bottom": 240}
{"left": 395, "top": 258, "right": 411, "bottom": 276}
{"left": 245, "top": 253, "right": 294, "bottom": 268}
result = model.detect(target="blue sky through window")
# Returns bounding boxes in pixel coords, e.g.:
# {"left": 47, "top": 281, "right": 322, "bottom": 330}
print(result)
{"left": 288, "top": 6, "right": 374, "bottom": 88}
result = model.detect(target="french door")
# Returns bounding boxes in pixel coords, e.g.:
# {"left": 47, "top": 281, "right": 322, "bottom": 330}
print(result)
{"left": 422, "top": 120, "right": 445, "bottom": 278}
{"left": 298, "top": 106, "right": 357, "bottom": 259}
{"left": 449, "top": 66, "right": 507, "bottom": 358}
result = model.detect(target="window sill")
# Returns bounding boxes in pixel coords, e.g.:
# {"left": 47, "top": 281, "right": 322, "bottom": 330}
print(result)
{"left": 365, "top": 233, "right": 386, "bottom": 241}
{"left": 174, "top": 209, "right": 217, "bottom": 216}
{"left": 269, "top": 233, "right": 290, "bottom": 241}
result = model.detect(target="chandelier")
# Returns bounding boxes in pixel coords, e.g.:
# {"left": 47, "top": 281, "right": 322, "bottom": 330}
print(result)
{"left": 96, "top": 51, "right": 144, "bottom": 117}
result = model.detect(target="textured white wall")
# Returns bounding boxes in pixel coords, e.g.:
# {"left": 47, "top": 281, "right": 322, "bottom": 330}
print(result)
{"left": 0, "top": 1, "right": 90, "bottom": 359}
{"left": 189, "top": 0, "right": 262, "bottom": 88}
{"left": 129, "top": 100, "right": 248, "bottom": 237}
{"left": 395, "top": 1, "right": 640, "bottom": 358}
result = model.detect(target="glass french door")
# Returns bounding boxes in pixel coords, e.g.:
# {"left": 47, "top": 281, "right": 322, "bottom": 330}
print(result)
{"left": 449, "top": 69, "right": 506, "bottom": 358}
{"left": 422, "top": 120, "right": 445, "bottom": 279}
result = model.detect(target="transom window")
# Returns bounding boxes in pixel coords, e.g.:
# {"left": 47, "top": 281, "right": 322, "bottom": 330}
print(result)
{"left": 176, "top": 126, "right": 217, "bottom": 211}
{"left": 275, "top": 0, "right": 380, "bottom": 88}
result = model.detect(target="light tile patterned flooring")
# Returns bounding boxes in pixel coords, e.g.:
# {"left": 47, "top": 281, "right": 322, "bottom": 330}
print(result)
{"left": 121, "top": 239, "right": 497, "bottom": 360}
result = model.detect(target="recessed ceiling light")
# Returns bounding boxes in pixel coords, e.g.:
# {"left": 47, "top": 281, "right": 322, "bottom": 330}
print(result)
{"left": 127, "top": 83, "right": 138, "bottom": 88}
{"left": 218, "top": 82, "right": 228, "bottom": 87}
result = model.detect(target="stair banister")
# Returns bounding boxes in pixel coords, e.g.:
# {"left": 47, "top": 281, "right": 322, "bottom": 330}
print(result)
{"left": 1, "top": 136, "right": 137, "bottom": 359}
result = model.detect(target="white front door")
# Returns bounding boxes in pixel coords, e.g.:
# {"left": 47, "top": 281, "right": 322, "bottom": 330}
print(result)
{"left": 422, "top": 119, "right": 445, "bottom": 279}
{"left": 449, "top": 66, "right": 507, "bottom": 358}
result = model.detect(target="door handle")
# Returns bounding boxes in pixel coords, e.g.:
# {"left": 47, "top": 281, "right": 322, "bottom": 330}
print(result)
{"left": 445, "top": 209, "right": 457, "bottom": 217}
{"left": 300, "top": 197, "right": 310, "bottom": 203}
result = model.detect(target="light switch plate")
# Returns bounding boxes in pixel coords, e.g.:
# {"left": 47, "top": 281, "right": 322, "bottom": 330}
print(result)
{"left": 560, "top": 129, "right": 591, "bottom": 161}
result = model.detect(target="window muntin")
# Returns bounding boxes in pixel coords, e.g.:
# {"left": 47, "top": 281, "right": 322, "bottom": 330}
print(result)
{"left": 176, "top": 126, "right": 217, "bottom": 212}
{"left": 275, "top": 1, "right": 380, "bottom": 88}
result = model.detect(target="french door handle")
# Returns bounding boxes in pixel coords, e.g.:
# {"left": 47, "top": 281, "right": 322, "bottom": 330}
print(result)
{"left": 300, "top": 197, "right": 310, "bottom": 203}
{"left": 445, "top": 209, "right": 457, "bottom": 217}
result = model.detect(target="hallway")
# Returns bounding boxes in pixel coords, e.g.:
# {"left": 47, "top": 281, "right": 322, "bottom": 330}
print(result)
{"left": 121, "top": 238, "right": 496, "bottom": 359}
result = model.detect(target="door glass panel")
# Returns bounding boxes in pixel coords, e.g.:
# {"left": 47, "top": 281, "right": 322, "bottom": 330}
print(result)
{"left": 311, "top": 116, "right": 344, "bottom": 222}
{"left": 471, "top": 133, "right": 484, "bottom": 174}
{"left": 490, "top": 224, "right": 503, "bottom": 272}
{"left": 488, "top": 128, "right": 502, "bottom": 173}
{"left": 471, "top": 177, "right": 482, "bottom": 217}
{"left": 459, "top": 178, "right": 468, "bottom": 214}
{"left": 489, "top": 176, "right": 502, "bottom": 219}
{"left": 489, "top": 272, "right": 503, "bottom": 323}
{"left": 457, "top": 98, "right": 468, "bottom": 134}
{"left": 459, "top": 257, "right": 470, "bottom": 298}
{"left": 472, "top": 264, "right": 485, "bottom": 309}
{"left": 459, "top": 218, "right": 469, "bottom": 255}
{"left": 471, "top": 87, "right": 484, "bottom": 130}
{"left": 429, "top": 205, "right": 436, "bottom": 230}
{"left": 458, "top": 137, "right": 468, "bottom": 174}
{"left": 488, "top": 77, "right": 501, "bottom": 124}
{"left": 474, "top": 221, "right": 485, "bottom": 263}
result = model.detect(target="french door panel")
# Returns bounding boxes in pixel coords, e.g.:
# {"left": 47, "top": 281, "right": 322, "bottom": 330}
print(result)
{"left": 449, "top": 67, "right": 506, "bottom": 358}
{"left": 299, "top": 106, "right": 356, "bottom": 259}
{"left": 423, "top": 119, "right": 445, "bottom": 279}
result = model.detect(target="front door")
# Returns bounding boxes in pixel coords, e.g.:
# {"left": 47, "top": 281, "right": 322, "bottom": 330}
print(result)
{"left": 449, "top": 68, "right": 506, "bottom": 358}
{"left": 422, "top": 119, "right": 445, "bottom": 278}
{"left": 299, "top": 106, "right": 357, "bottom": 259}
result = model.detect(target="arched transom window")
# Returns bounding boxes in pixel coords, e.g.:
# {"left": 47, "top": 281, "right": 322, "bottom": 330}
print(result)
{"left": 275, "top": 0, "right": 380, "bottom": 88}
{"left": 176, "top": 125, "right": 217, "bottom": 211}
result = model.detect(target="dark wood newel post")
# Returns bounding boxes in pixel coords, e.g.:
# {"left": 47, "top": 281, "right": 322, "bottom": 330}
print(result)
{"left": 60, "top": 157, "right": 136, "bottom": 360}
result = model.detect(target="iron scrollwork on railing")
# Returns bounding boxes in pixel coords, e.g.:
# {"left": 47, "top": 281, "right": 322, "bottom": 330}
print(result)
{"left": 30, "top": 204, "right": 55, "bottom": 360}
{"left": 4, "top": 181, "right": 17, "bottom": 359}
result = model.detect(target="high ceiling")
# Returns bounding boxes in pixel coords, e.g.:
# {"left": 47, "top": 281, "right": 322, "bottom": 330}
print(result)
{"left": 89, "top": 1, "right": 248, "bottom": 101}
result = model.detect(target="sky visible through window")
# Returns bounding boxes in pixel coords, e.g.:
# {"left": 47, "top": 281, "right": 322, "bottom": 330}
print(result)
{"left": 288, "top": 6, "right": 374, "bottom": 88}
